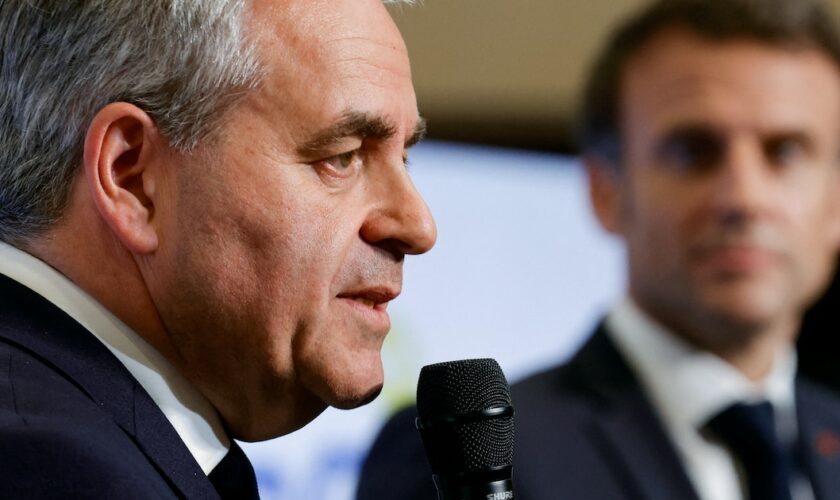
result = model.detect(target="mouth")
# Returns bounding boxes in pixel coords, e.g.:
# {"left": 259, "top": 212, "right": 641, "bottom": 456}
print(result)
{"left": 336, "top": 287, "right": 400, "bottom": 311}
{"left": 346, "top": 297, "right": 379, "bottom": 310}
{"left": 691, "top": 245, "right": 780, "bottom": 275}
{"left": 334, "top": 286, "right": 400, "bottom": 334}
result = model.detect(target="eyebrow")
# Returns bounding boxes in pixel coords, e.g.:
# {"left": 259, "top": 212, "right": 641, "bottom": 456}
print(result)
{"left": 296, "top": 111, "right": 427, "bottom": 157}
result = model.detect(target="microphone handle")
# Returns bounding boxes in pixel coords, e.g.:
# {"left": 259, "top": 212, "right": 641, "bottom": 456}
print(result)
{"left": 433, "top": 466, "right": 515, "bottom": 500}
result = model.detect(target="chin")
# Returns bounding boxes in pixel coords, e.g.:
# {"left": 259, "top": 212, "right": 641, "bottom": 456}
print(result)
{"left": 711, "top": 295, "right": 780, "bottom": 323}
{"left": 227, "top": 396, "right": 329, "bottom": 442}
{"left": 329, "top": 382, "right": 384, "bottom": 410}
{"left": 296, "top": 341, "right": 386, "bottom": 406}
{"left": 306, "top": 360, "right": 386, "bottom": 411}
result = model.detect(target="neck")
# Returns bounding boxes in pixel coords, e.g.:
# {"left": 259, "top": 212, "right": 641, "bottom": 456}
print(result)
{"left": 23, "top": 181, "right": 179, "bottom": 365}
{"left": 632, "top": 297, "right": 798, "bottom": 382}
{"left": 713, "top": 321, "right": 795, "bottom": 381}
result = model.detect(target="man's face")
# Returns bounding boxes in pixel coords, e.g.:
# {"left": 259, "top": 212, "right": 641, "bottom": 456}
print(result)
{"left": 147, "top": 0, "right": 436, "bottom": 439}
{"left": 593, "top": 29, "right": 840, "bottom": 349}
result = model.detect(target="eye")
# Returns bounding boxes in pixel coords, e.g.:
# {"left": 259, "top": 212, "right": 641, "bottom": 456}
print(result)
{"left": 336, "top": 151, "right": 356, "bottom": 169}
{"left": 656, "top": 128, "right": 724, "bottom": 173}
{"left": 318, "top": 149, "right": 362, "bottom": 178}
{"left": 764, "top": 136, "right": 809, "bottom": 168}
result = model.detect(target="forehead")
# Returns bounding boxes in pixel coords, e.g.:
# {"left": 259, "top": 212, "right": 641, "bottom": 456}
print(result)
{"left": 249, "top": 0, "right": 410, "bottom": 66}
{"left": 620, "top": 28, "right": 840, "bottom": 138}
{"left": 241, "top": 0, "right": 417, "bottom": 145}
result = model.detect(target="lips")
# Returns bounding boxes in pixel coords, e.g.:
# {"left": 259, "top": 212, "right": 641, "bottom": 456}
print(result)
{"left": 336, "top": 287, "right": 400, "bottom": 311}
{"left": 691, "top": 245, "right": 780, "bottom": 275}
{"left": 352, "top": 297, "right": 377, "bottom": 309}
{"left": 335, "top": 287, "right": 399, "bottom": 334}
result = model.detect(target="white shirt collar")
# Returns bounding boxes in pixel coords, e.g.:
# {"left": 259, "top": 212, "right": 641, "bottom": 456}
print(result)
{"left": 0, "top": 241, "right": 229, "bottom": 474}
{"left": 606, "top": 297, "right": 797, "bottom": 432}
{"left": 605, "top": 298, "right": 802, "bottom": 500}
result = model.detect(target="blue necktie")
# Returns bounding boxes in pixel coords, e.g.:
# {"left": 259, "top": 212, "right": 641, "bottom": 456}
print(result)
{"left": 706, "top": 401, "right": 793, "bottom": 500}
{"left": 208, "top": 442, "right": 260, "bottom": 500}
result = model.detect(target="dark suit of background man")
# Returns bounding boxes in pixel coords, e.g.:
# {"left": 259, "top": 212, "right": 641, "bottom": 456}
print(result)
{"left": 357, "top": 0, "right": 840, "bottom": 499}
{"left": 0, "top": 0, "right": 436, "bottom": 497}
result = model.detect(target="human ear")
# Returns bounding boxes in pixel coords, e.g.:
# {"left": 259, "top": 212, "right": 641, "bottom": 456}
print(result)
{"left": 828, "top": 164, "right": 840, "bottom": 251}
{"left": 585, "top": 153, "right": 623, "bottom": 236}
{"left": 83, "top": 102, "right": 162, "bottom": 254}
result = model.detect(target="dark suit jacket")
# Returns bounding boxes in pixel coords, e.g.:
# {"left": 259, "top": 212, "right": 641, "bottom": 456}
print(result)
{"left": 0, "top": 273, "right": 226, "bottom": 499}
{"left": 356, "top": 324, "right": 840, "bottom": 500}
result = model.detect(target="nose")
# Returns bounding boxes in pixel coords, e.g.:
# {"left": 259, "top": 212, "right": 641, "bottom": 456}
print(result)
{"left": 360, "top": 161, "right": 437, "bottom": 257}
{"left": 709, "top": 140, "right": 771, "bottom": 224}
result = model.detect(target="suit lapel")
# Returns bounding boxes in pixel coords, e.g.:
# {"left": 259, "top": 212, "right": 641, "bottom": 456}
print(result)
{"left": 0, "top": 274, "right": 219, "bottom": 499}
{"left": 571, "top": 326, "right": 701, "bottom": 500}
{"left": 131, "top": 383, "right": 223, "bottom": 499}
{"left": 796, "top": 378, "right": 840, "bottom": 500}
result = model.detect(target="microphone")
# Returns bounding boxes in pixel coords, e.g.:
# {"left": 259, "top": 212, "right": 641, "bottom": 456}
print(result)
{"left": 415, "top": 358, "right": 515, "bottom": 500}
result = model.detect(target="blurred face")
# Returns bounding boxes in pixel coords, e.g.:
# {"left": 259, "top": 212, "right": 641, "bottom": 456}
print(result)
{"left": 148, "top": 0, "right": 436, "bottom": 439}
{"left": 594, "top": 29, "right": 840, "bottom": 350}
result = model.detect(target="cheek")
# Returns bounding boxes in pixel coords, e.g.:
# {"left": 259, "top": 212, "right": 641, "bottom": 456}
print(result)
{"left": 621, "top": 182, "right": 686, "bottom": 252}
{"left": 787, "top": 193, "right": 840, "bottom": 274}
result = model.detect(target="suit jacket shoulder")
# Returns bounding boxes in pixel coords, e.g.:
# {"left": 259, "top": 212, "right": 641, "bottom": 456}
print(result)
{"left": 356, "top": 325, "right": 698, "bottom": 500}
{"left": 795, "top": 376, "right": 840, "bottom": 499}
{"left": 0, "top": 274, "right": 219, "bottom": 499}
{"left": 511, "top": 326, "right": 698, "bottom": 500}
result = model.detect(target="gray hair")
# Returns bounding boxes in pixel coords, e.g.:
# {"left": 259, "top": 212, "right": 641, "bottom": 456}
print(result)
{"left": 0, "top": 0, "right": 414, "bottom": 245}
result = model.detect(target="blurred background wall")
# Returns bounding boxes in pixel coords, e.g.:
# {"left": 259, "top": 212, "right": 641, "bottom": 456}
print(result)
{"left": 390, "top": 0, "right": 840, "bottom": 390}
{"left": 241, "top": 1, "right": 840, "bottom": 497}
{"left": 390, "top": 0, "right": 840, "bottom": 152}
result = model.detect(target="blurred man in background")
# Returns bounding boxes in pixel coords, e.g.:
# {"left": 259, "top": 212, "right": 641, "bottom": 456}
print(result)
{"left": 0, "top": 0, "right": 435, "bottom": 497}
{"left": 357, "top": 0, "right": 840, "bottom": 498}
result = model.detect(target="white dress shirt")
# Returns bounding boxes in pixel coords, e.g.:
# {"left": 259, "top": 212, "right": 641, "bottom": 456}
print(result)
{"left": 0, "top": 241, "right": 229, "bottom": 474}
{"left": 607, "top": 298, "right": 812, "bottom": 500}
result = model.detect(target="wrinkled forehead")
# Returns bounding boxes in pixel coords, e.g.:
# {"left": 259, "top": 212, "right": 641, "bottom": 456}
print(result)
{"left": 224, "top": 0, "right": 418, "bottom": 154}
{"left": 247, "top": 0, "right": 410, "bottom": 70}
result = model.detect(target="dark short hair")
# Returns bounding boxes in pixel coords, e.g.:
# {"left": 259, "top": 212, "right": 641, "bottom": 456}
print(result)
{"left": 579, "top": 0, "right": 840, "bottom": 164}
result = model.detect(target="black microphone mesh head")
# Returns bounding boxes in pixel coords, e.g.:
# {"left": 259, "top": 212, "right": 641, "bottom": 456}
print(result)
{"left": 416, "top": 358, "right": 514, "bottom": 475}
